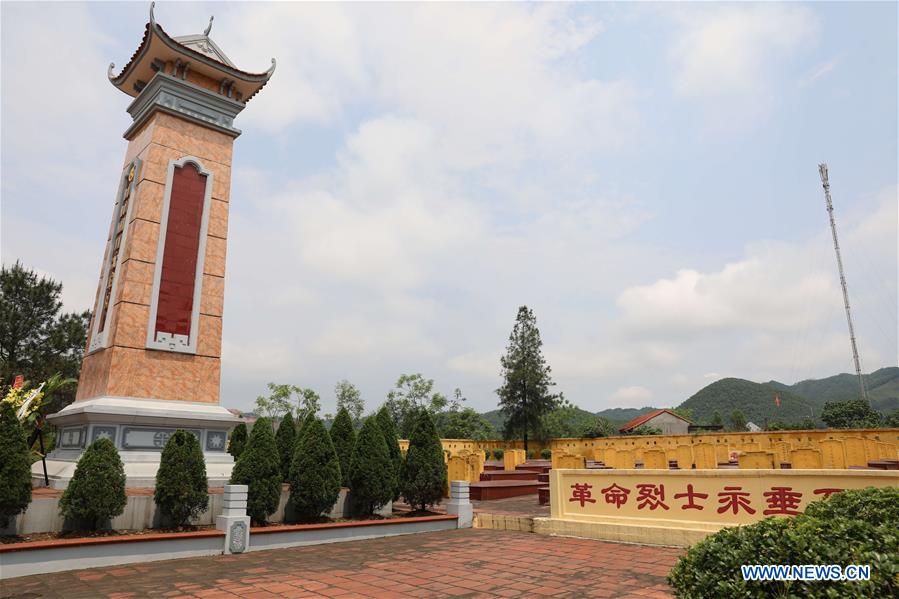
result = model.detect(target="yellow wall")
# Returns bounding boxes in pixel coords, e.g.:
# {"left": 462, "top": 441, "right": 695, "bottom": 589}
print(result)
{"left": 543, "top": 468, "right": 899, "bottom": 546}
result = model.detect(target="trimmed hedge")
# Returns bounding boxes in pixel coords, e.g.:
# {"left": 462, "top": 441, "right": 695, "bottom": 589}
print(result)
{"left": 349, "top": 417, "right": 394, "bottom": 516}
{"left": 540, "top": 448, "right": 551, "bottom": 459}
{"left": 400, "top": 410, "right": 446, "bottom": 512}
{"left": 376, "top": 407, "right": 403, "bottom": 501}
{"left": 288, "top": 417, "right": 341, "bottom": 521}
{"left": 668, "top": 487, "right": 899, "bottom": 598}
{"left": 492, "top": 448, "right": 504, "bottom": 460}
{"left": 329, "top": 408, "right": 356, "bottom": 487}
{"left": 0, "top": 401, "right": 32, "bottom": 528}
{"left": 230, "top": 418, "right": 281, "bottom": 525}
{"left": 228, "top": 423, "right": 247, "bottom": 459}
{"left": 58, "top": 438, "right": 127, "bottom": 529}
{"left": 275, "top": 412, "right": 296, "bottom": 482}
{"left": 154, "top": 430, "right": 209, "bottom": 527}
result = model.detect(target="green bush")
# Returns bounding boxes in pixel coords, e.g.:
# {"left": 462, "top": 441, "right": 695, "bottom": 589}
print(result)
{"left": 230, "top": 418, "right": 281, "bottom": 525}
{"left": 376, "top": 406, "right": 403, "bottom": 501}
{"left": 0, "top": 401, "right": 32, "bottom": 528}
{"left": 329, "top": 408, "right": 356, "bottom": 487}
{"left": 288, "top": 418, "right": 341, "bottom": 521}
{"left": 540, "top": 448, "right": 551, "bottom": 459}
{"left": 228, "top": 423, "right": 247, "bottom": 459}
{"left": 668, "top": 487, "right": 899, "bottom": 598}
{"left": 154, "top": 430, "right": 208, "bottom": 527}
{"left": 483, "top": 448, "right": 491, "bottom": 459}
{"left": 275, "top": 412, "right": 296, "bottom": 482}
{"left": 349, "top": 417, "right": 395, "bottom": 516}
{"left": 58, "top": 438, "right": 126, "bottom": 529}
{"left": 526, "top": 449, "right": 536, "bottom": 459}
{"left": 400, "top": 410, "right": 446, "bottom": 512}
{"left": 492, "top": 448, "right": 504, "bottom": 460}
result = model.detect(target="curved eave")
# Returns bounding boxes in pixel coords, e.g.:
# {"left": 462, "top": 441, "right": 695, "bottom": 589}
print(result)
{"left": 108, "top": 22, "right": 274, "bottom": 103}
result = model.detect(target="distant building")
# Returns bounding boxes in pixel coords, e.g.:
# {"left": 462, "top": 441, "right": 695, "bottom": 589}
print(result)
{"left": 619, "top": 409, "right": 692, "bottom": 436}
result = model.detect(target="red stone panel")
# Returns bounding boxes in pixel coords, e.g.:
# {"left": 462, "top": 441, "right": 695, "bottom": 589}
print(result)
{"left": 154, "top": 163, "right": 207, "bottom": 340}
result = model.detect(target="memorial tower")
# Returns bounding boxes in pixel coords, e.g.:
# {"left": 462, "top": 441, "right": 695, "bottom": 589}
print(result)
{"left": 39, "top": 3, "right": 274, "bottom": 487}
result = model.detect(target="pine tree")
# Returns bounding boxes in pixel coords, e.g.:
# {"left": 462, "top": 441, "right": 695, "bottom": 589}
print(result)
{"left": 329, "top": 408, "right": 356, "bottom": 487}
{"left": 58, "top": 438, "right": 127, "bottom": 529}
{"left": 730, "top": 409, "right": 747, "bottom": 432}
{"left": 154, "top": 430, "right": 209, "bottom": 527}
{"left": 400, "top": 410, "right": 446, "bottom": 512}
{"left": 711, "top": 410, "right": 723, "bottom": 427}
{"left": 349, "top": 417, "right": 394, "bottom": 516}
{"left": 230, "top": 418, "right": 281, "bottom": 525}
{"left": 275, "top": 412, "right": 296, "bottom": 482}
{"left": 228, "top": 423, "right": 247, "bottom": 459}
{"left": 0, "top": 401, "right": 32, "bottom": 527}
{"left": 288, "top": 418, "right": 342, "bottom": 521}
{"left": 376, "top": 406, "right": 403, "bottom": 501}
{"left": 496, "top": 306, "right": 559, "bottom": 452}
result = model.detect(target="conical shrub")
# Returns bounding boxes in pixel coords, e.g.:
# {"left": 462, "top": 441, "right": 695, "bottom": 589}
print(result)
{"left": 230, "top": 418, "right": 281, "bottom": 525}
{"left": 288, "top": 418, "right": 341, "bottom": 521}
{"left": 376, "top": 406, "right": 403, "bottom": 501}
{"left": 0, "top": 402, "right": 32, "bottom": 528}
{"left": 349, "top": 417, "right": 394, "bottom": 516}
{"left": 59, "top": 437, "right": 127, "bottom": 529}
{"left": 329, "top": 408, "right": 356, "bottom": 487}
{"left": 275, "top": 412, "right": 296, "bottom": 482}
{"left": 400, "top": 410, "right": 446, "bottom": 512}
{"left": 228, "top": 423, "right": 247, "bottom": 459}
{"left": 154, "top": 430, "right": 209, "bottom": 527}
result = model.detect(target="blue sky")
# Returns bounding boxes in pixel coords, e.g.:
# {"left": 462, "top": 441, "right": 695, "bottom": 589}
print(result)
{"left": 2, "top": 2, "right": 896, "bottom": 415}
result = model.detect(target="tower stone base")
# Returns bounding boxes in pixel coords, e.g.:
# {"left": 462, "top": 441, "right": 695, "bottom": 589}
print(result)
{"left": 35, "top": 396, "right": 240, "bottom": 489}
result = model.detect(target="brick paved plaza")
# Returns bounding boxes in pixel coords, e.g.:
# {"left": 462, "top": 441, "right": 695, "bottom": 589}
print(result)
{"left": 1, "top": 529, "right": 683, "bottom": 598}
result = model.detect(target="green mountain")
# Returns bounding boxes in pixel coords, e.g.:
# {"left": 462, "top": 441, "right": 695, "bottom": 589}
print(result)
{"left": 480, "top": 409, "right": 505, "bottom": 432}
{"left": 677, "top": 378, "right": 817, "bottom": 426}
{"left": 767, "top": 367, "right": 899, "bottom": 414}
{"left": 594, "top": 406, "right": 658, "bottom": 423}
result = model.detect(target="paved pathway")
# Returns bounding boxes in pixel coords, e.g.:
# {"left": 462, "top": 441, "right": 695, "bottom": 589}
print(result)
{"left": 1, "top": 529, "right": 683, "bottom": 598}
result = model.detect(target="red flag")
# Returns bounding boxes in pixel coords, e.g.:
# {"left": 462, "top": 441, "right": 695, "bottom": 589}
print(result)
{"left": 774, "top": 393, "right": 781, "bottom": 407}
{"left": 13, "top": 375, "right": 23, "bottom": 389}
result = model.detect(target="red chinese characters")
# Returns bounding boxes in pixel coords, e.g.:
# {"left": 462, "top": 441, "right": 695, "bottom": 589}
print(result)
{"left": 636, "top": 484, "right": 669, "bottom": 510}
{"left": 673, "top": 484, "right": 709, "bottom": 510}
{"left": 717, "top": 486, "right": 756, "bottom": 515}
{"left": 813, "top": 488, "right": 843, "bottom": 499}
{"left": 601, "top": 483, "right": 631, "bottom": 508}
{"left": 569, "top": 483, "right": 597, "bottom": 507}
{"left": 763, "top": 487, "right": 803, "bottom": 516}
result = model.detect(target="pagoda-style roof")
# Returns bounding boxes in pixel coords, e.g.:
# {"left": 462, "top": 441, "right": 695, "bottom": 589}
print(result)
{"left": 108, "top": 2, "right": 274, "bottom": 104}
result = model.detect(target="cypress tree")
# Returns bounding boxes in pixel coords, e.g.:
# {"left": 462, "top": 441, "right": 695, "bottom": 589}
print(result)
{"left": 288, "top": 418, "right": 342, "bottom": 521}
{"left": 275, "top": 412, "right": 296, "bottom": 482}
{"left": 400, "top": 410, "right": 446, "bottom": 512}
{"left": 230, "top": 418, "right": 281, "bottom": 525}
{"left": 59, "top": 438, "right": 127, "bottom": 529}
{"left": 349, "top": 417, "right": 394, "bottom": 516}
{"left": 228, "top": 423, "right": 247, "bottom": 459}
{"left": 0, "top": 401, "right": 32, "bottom": 528}
{"left": 329, "top": 408, "right": 356, "bottom": 487}
{"left": 376, "top": 406, "right": 403, "bottom": 501}
{"left": 154, "top": 430, "right": 209, "bottom": 527}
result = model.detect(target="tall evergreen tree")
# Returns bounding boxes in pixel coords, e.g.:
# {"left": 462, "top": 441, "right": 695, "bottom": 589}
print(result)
{"left": 400, "top": 410, "right": 446, "bottom": 512}
{"left": 329, "top": 408, "right": 356, "bottom": 487}
{"left": 275, "top": 412, "right": 296, "bottom": 482}
{"left": 711, "top": 410, "right": 724, "bottom": 427}
{"left": 228, "top": 423, "right": 248, "bottom": 459}
{"left": 59, "top": 438, "right": 127, "bottom": 529}
{"left": 0, "top": 401, "right": 32, "bottom": 527}
{"left": 375, "top": 406, "right": 403, "bottom": 501}
{"left": 288, "top": 418, "right": 342, "bottom": 520}
{"left": 154, "top": 430, "right": 209, "bottom": 527}
{"left": 730, "top": 409, "right": 747, "bottom": 432}
{"left": 496, "top": 306, "right": 559, "bottom": 452}
{"left": 349, "top": 417, "right": 394, "bottom": 516}
{"left": 230, "top": 418, "right": 281, "bottom": 525}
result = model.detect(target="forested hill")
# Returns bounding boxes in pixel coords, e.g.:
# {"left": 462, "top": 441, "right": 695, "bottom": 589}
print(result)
{"left": 676, "top": 378, "right": 817, "bottom": 426}
{"left": 593, "top": 407, "right": 657, "bottom": 422}
{"left": 767, "top": 367, "right": 899, "bottom": 414}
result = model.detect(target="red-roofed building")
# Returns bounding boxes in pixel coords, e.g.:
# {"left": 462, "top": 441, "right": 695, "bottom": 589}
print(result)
{"left": 619, "top": 409, "right": 692, "bottom": 436}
